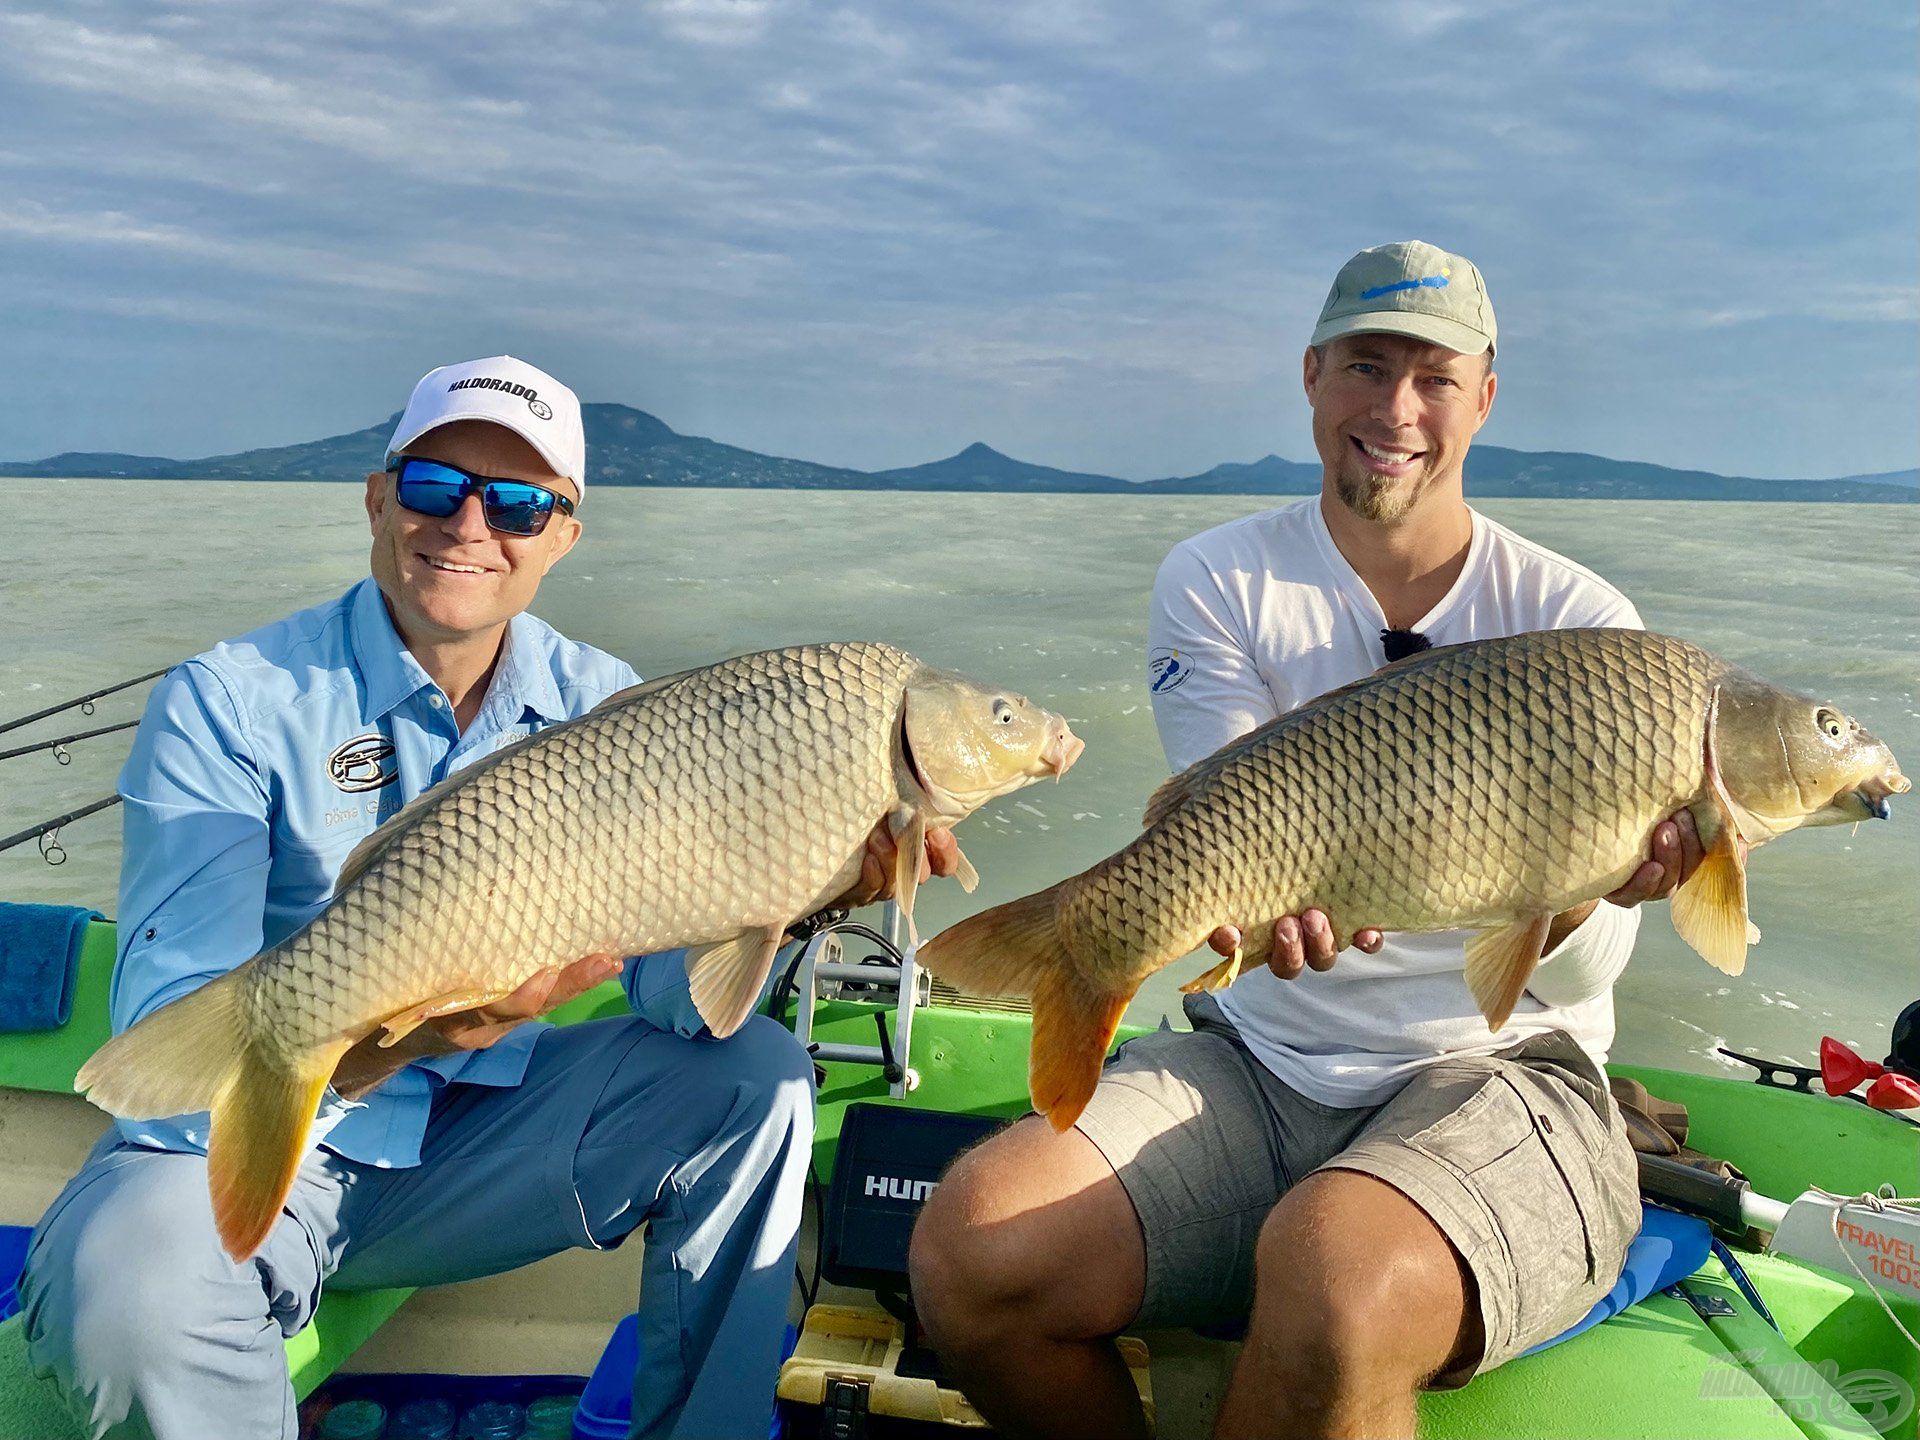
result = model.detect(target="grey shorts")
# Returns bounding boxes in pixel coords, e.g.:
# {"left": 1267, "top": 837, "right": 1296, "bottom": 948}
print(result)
{"left": 1074, "top": 994, "right": 1640, "bottom": 1383}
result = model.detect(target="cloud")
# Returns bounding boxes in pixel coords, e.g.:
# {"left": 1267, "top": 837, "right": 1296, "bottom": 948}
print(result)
{"left": 647, "top": 0, "right": 777, "bottom": 46}
{"left": 0, "top": 0, "right": 1911, "bottom": 478}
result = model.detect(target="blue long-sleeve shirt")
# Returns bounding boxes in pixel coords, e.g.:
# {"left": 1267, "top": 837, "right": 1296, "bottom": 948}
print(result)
{"left": 111, "top": 577, "right": 704, "bottom": 1167}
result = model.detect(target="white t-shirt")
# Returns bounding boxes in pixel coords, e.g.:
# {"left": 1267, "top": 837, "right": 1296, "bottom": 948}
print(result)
{"left": 1147, "top": 496, "right": 1645, "bottom": 1107}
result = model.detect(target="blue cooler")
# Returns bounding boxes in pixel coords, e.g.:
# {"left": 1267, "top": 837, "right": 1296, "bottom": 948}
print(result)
{"left": 0, "top": 1224, "right": 33, "bottom": 1323}
{"left": 573, "top": 1314, "right": 792, "bottom": 1439}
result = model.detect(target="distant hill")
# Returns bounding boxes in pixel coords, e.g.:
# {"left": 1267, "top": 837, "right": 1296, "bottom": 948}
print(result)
{"left": 1837, "top": 468, "right": 1918, "bottom": 489}
{"left": 1, "top": 404, "right": 1911, "bottom": 502}
{"left": 1140, "top": 454, "right": 1324, "bottom": 495}
{"left": 873, "top": 441, "right": 1134, "bottom": 493}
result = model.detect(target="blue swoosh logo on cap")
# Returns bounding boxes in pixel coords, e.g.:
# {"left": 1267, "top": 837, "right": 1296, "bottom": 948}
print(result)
{"left": 1360, "top": 275, "right": 1450, "bottom": 301}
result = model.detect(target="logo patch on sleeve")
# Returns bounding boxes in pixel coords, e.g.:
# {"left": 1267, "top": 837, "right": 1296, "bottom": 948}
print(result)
{"left": 1148, "top": 648, "right": 1191, "bottom": 693}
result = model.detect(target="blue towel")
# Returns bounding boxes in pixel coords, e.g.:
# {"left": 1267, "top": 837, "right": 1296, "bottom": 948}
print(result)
{"left": 0, "top": 901, "right": 100, "bottom": 1032}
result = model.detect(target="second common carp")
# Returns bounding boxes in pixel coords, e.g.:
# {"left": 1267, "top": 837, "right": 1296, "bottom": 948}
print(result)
{"left": 919, "top": 628, "right": 1908, "bottom": 1132}
{"left": 78, "top": 641, "right": 1082, "bottom": 1259}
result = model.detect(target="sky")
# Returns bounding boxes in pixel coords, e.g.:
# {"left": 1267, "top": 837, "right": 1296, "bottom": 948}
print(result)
{"left": 0, "top": 0, "right": 1914, "bottom": 481}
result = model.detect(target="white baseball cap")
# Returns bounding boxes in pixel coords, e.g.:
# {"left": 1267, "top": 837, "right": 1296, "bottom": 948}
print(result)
{"left": 387, "top": 355, "right": 586, "bottom": 491}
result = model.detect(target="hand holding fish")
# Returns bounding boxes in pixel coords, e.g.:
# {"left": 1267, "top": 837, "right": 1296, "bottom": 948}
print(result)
{"left": 1602, "top": 808, "right": 1709, "bottom": 908}
{"left": 1205, "top": 914, "right": 1385, "bottom": 979}
{"left": 836, "top": 821, "right": 962, "bottom": 909}
{"left": 78, "top": 642, "right": 1081, "bottom": 1260}
{"left": 332, "top": 953, "right": 626, "bottom": 1100}
{"left": 919, "top": 629, "right": 1909, "bottom": 1134}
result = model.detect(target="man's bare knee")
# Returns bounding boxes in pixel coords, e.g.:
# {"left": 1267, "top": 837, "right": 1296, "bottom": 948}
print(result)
{"left": 910, "top": 1117, "right": 1143, "bottom": 1353}
{"left": 1248, "top": 1170, "right": 1473, "bottom": 1385}
{"left": 911, "top": 1142, "right": 1013, "bottom": 1344}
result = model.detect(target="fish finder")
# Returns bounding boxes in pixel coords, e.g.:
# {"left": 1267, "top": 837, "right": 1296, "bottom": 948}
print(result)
{"left": 822, "top": 1102, "right": 1007, "bottom": 1296}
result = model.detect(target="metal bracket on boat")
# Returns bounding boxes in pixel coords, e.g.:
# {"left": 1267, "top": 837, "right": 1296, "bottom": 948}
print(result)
{"left": 792, "top": 901, "right": 928, "bottom": 1099}
{"left": 1666, "top": 1282, "right": 1736, "bottom": 1319}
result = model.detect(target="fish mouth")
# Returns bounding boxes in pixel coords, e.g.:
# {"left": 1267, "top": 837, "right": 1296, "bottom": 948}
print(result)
{"left": 1853, "top": 769, "right": 1911, "bottom": 821}
{"left": 1041, "top": 723, "right": 1085, "bottom": 779}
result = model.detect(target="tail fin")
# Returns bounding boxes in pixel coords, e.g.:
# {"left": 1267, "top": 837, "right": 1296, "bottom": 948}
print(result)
{"left": 917, "top": 887, "right": 1064, "bottom": 998}
{"left": 206, "top": 1047, "right": 340, "bottom": 1261}
{"left": 1030, "top": 970, "right": 1132, "bottom": 1133}
{"left": 75, "top": 968, "right": 251, "bottom": 1120}
{"left": 918, "top": 887, "right": 1134, "bottom": 1133}
{"left": 75, "top": 969, "right": 345, "bottom": 1261}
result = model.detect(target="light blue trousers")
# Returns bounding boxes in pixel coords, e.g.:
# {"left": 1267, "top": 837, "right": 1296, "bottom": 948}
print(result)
{"left": 19, "top": 1014, "right": 815, "bottom": 1440}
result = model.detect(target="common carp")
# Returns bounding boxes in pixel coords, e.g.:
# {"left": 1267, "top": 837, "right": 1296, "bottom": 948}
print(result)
{"left": 78, "top": 642, "right": 1082, "bottom": 1259}
{"left": 919, "top": 628, "right": 1908, "bottom": 1132}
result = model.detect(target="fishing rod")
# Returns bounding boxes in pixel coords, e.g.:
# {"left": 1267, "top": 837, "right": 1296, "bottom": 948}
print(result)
{"left": 0, "top": 668, "right": 168, "bottom": 738}
{"left": 0, "top": 719, "right": 140, "bottom": 765}
{"left": 0, "top": 795, "right": 122, "bottom": 864}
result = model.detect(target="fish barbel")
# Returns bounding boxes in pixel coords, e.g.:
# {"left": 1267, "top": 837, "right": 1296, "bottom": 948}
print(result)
{"left": 77, "top": 641, "right": 1082, "bottom": 1259}
{"left": 919, "top": 628, "right": 1908, "bottom": 1132}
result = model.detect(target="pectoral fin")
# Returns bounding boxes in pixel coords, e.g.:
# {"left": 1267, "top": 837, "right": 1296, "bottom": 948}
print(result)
{"left": 1464, "top": 913, "right": 1553, "bottom": 1031}
{"left": 1671, "top": 686, "right": 1755, "bottom": 976}
{"left": 1179, "top": 947, "right": 1242, "bottom": 994}
{"left": 377, "top": 985, "right": 521, "bottom": 1048}
{"left": 892, "top": 811, "right": 928, "bottom": 946}
{"left": 1672, "top": 821, "right": 1753, "bottom": 975}
{"left": 686, "top": 925, "right": 785, "bottom": 1039}
{"left": 951, "top": 841, "right": 981, "bottom": 895}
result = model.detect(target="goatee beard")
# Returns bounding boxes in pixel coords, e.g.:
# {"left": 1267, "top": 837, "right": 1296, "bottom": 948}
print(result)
{"left": 1335, "top": 467, "right": 1431, "bottom": 524}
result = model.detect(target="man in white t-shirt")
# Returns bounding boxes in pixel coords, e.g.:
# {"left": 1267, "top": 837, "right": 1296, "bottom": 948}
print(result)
{"left": 912, "top": 242, "right": 1703, "bottom": 1439}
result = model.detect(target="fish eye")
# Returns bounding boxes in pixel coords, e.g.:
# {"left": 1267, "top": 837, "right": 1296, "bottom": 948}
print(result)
{"left": 993, "top": 698, "right": 1014, "bottom": 725}
{"left": 1815, "top": 708, "right": 1846, "bottom": 741}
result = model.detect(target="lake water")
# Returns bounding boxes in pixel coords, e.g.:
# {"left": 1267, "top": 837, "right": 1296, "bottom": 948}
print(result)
{"left": 2, "top": 481, "right": 1914, "bottom": 1080}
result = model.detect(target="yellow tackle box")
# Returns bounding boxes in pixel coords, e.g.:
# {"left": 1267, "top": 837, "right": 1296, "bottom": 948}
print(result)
{"left": 776, "top": 1302, "right": 1153, "bottom": 1436}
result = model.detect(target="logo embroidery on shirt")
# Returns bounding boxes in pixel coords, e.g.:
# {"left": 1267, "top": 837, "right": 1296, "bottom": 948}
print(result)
{"left": 327, "top": 734, "right": 398, "bottom": 793}
{"left": 1148, "top": 648, "right": 1192, "bottom": 693}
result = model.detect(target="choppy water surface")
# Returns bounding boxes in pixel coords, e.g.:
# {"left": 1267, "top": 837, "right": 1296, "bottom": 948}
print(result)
{"left": 2, "top": 482, "right": 1913, "bottom": 1078}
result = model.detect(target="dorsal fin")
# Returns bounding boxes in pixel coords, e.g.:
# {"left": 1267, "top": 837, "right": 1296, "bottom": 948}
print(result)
{"left": 1139, "top": 643, "right": 1462, "bottom": 831}
{"left": 338, "top": 664, "right": 681, "bottom": 894}
{"left": 592, "top": 666, "right": 697, "bottom": 711}
{"left": 1142, "top": 762, "right": 1210, "bottom": 827}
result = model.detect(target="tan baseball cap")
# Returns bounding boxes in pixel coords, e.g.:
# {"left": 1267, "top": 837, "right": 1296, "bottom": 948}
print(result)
{"left": 1310, "top": 240, "right": 1497, "bottom": 358}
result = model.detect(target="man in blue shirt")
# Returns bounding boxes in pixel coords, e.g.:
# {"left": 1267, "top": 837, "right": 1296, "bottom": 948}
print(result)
{"left": 22, "top": 356, "right": 878, "bottom": 1439}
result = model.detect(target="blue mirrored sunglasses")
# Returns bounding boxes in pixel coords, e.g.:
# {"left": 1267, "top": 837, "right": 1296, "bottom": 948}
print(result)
{"left": 386, "top": 456, "right": 576, "bottom": 538}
